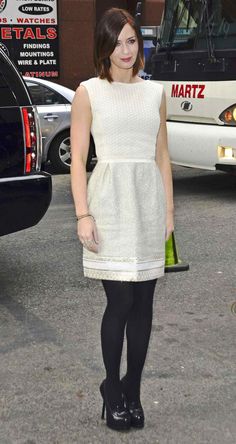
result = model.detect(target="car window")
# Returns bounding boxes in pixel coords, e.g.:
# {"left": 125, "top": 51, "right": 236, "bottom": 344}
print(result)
{"left": 0, "top": 72, "right": 18, "bottom": 106}
{"left": 26, "top": 82, "right": 69, "bottom": 106}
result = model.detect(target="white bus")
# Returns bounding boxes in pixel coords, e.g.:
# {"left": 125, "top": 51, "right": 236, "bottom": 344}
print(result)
{"left": 143, "top": 0, "right": 236, "bottom": 174}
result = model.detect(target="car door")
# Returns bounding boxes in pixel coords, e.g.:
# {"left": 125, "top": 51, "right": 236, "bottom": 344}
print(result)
{"left": 25, "top": 81, "right": 69, "bottom": 159}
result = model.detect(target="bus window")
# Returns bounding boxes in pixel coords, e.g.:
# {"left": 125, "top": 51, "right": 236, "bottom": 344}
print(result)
{"left": 159, "top": 0, "right": 236, "bottom": 51}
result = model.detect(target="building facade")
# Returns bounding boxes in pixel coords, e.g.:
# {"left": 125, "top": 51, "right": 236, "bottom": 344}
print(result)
{"left": 58, "top": 0, "right": 164, "bottom": 89}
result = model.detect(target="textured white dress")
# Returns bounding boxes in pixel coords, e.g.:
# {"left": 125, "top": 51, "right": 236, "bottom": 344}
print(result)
{"left": 80, "top": 77, "right": 166, "bottom": 281}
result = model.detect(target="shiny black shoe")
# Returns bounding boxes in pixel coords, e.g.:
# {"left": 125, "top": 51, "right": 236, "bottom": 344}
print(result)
{"left": 121, "top": 376, "right": 145, "bottom": 428}
{"left": 100, "top": 380, "right": 131, "bottom": 431}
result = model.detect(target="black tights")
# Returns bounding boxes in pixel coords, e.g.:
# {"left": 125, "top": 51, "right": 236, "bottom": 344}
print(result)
{"left": 101, "top": 279, "right": 157, "bottom": 407}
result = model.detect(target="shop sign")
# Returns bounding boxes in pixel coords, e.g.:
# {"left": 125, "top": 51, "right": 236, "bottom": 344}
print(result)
{"left": 0, "top": 0, "right": 59, "bottom": 78}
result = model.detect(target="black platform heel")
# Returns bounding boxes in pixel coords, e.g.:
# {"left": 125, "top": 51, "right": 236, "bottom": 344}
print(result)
{"left": 121, "top": 376, "right": 145, "bottom": 428}
{"left": 100, "top": 380, "right": 131, "bottom": 431}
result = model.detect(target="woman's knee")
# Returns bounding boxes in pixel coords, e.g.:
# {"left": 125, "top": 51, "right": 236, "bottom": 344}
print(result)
{"left": 132, "top": 279, "right": 157, "bottom": 309}
{"left": 102, "top": 280, "right": 134, "bottom": 316}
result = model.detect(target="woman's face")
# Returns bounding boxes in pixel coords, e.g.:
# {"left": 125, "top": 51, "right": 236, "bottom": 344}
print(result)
{"left": 109, "top": 23, "right": 139, "bottom": 72}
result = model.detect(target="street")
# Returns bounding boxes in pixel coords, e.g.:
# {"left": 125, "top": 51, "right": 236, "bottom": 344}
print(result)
{"left": 0, "top": 166, "right": 236, "bottom": 444}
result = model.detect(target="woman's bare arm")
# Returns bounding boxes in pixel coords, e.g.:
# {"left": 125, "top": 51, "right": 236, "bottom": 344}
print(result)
{"left": 70, "top": 85, "right": 92, "bottom": 216}
{"left": 155, "top": 89, "right": 174, "bottom": 240}
{"left": 70, "top": 85, "right": 99, "bottom": 252}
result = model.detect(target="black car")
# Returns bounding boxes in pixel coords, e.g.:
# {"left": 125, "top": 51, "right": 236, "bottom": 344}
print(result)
{"left": 0, "top": 49, "right": 52, "bottom": 236}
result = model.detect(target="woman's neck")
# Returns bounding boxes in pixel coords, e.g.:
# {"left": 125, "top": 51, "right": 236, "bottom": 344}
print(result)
{"left": 109, "top": 67, "right": 137, "bottom": 84}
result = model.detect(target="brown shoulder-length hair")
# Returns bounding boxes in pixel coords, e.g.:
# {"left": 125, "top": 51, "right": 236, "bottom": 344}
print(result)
{"left": 94, "top": 8, "right": 144, "bottom": 83}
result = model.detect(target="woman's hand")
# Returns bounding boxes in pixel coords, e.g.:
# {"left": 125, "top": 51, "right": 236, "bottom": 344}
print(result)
{"left": 77, "top": 217, "right": 99, "bottom": 253}
{"left": 165, "top": 209, "right": 174, "bottom": 241}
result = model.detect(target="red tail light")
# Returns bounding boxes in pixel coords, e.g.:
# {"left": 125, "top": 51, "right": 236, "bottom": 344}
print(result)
{"left": 22, "top": 107, "right": 37, "bottom": 173}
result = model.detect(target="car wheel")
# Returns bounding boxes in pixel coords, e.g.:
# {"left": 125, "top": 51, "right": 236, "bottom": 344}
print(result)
{"left": 49, "top": 132, "right": 95, "bottom": 174}
{"left": 48, "top": 131, "right": 71, "bottom": 173}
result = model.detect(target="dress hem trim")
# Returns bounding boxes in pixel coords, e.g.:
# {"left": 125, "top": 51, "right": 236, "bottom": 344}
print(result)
{"left": 83, "top": 266, "right": 165, "bottom": 282}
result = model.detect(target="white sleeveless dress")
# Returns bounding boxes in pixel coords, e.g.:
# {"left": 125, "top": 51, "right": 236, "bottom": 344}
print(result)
{"left": 80, "top": 77, "right": 166, "bottom": 281}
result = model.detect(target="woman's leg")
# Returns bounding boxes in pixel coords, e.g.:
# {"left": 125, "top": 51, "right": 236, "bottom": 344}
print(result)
{"left": 101, "top": 279, "right": 134, "bottom": 408}
{"left": 124, "top": 279, "right": 157, "bottom": 401}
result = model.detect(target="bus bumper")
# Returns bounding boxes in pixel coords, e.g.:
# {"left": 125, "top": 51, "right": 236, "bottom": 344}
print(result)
{"left": 167, "top": 121, "right": 236, "bottom": 171}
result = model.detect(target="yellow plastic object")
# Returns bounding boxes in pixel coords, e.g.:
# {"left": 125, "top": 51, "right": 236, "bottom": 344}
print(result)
{"left": 165, "top": 232, "right": 189, "bottom": 272}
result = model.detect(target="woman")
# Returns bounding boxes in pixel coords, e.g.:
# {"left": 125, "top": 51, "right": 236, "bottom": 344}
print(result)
{"left": 70, "top": 8, "right": 174, "bottom": 432}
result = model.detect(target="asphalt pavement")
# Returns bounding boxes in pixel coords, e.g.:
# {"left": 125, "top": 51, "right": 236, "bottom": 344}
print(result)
{"left": 0, "top": 166, "right": 236, "bottom": 444}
